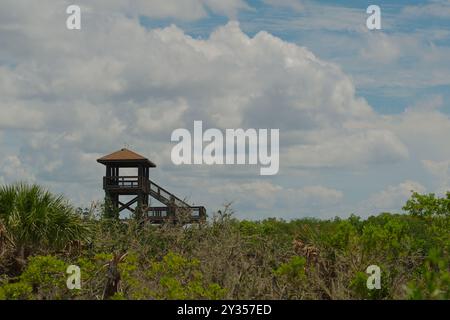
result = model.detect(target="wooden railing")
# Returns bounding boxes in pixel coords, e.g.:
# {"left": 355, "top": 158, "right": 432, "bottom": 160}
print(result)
{"left": 103, "top": 176, "right": 206, "bottom": 223}
{"left": 146, "top": 206, "right": 206, "bottom": 223}
{"left": 148, "top": 179, "right": 191, "bottom": 208}
{"left": 103, "top": 176, "right": 149, "bottom": 192}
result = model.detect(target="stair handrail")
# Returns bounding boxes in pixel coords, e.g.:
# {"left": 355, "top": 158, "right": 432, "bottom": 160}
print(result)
{"left": 147, "top": 179, "right": 191, "bottom": 208}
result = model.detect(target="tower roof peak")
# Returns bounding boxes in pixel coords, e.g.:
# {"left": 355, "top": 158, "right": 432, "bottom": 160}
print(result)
{"left": 97, "top": 148, "right": 156, "bottom": 167}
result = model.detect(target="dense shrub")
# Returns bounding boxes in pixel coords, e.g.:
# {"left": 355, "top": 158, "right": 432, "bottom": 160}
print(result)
{"left": 0, "top": 185, "right": 449, "bottom": 300}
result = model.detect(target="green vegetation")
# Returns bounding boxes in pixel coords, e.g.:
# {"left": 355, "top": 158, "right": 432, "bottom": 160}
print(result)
{"left": 0, "top": 183, "right": 449, "bottom": 300}
{"left": 0, "top": 184, "right": 88, "bottom": 269}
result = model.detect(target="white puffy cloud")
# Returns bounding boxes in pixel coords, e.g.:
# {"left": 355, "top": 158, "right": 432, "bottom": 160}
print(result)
{"left": 135, "top": 99, "right": 189, "bottom": 134}
{"left": 422, "top": 159, "right": 450, "bottom": 193}
{"left": 0, "top": 7, "right": 405, "bottom": 169}
{"left": 283, "top": 129, "right": 409, "bottom": 168}
{"left": 280, "top": 185, "right": 344, "bottom": 208}
{"left": 0, "top": 101, "right": 45, "bottom": 130}
{"left": 406, "top": 95, "right": 444, "bottom": 112}
{"left": 360, "top": 33, "right": 402, "bottom": 64}
{"left": 0, "top": 155, "right": 36, "bottom": 184}
{"left": 1, "top": 1, "right": 447, "bottom": 218}
{"left": 209, "top": 181, "right": 282, "bottom": 210}
{"left": 251, "top": 4, "right": 450, "bottom": 92}
{"left": 384, "top": 108, "right": 450, "bottom": 161}
{"left": 360, "top": 180, "right": 426, "bottom": 215}
{"left": 423, "top": 160, "right": 450, "bottom": 177}
{"left": 208, "top": 181, "right": 343, "bottom": 219}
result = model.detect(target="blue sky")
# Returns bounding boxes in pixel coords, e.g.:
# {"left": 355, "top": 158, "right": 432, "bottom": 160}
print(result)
{"left": 1, "top": 0, "right": 450, "bottom": 219}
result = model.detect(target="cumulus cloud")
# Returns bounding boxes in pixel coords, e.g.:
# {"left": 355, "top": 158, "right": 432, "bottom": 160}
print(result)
{"left": 1, "top": 1, "right": 447, "bottom": 218}
{"left": 360, "top": 180, "right": 426, "bottom": 215}
{"left": 283, "top": 129, "right": 409, "bottom": 168}
{"left": 209, "top": 181, "right": 343, "bottom": 219}
{"left": 0, "top": 155, "right": 36, "bottom": 184}
{"left": 135, "top": 99, "right": 189, "bottom": 134}
{"left": 384, "top": 108, "right": 450, "bottom": 161}
{"left": 360, "top": 33, "right": 401, "bottom": 64}
{"left": 423, "top": 159, "right": 450, "bottom": 177}
{"left": 422, "top": 159, "right": 450, "bottom": 193}
{"left": 406, "top": 95, "right": 444, "bottom": 112}
{"left": 280, "top": 185, "right": 343, "bottom": 209}
{"left": 0, "top": 6, "right": 404, "bottom": 168}
{"left": 0, "top": 101, "right": 45, "bottom": 130}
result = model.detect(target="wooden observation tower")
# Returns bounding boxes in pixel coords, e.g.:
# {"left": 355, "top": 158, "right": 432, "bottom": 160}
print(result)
{"left": 97, "top": 148, "right": 206, "bottom": 224}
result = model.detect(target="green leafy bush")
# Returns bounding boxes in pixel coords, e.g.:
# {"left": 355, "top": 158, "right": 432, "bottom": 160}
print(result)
{"left": 0, "top": 255, "right": 72, "bottom": 300}
{"left": 407, "top": 249, "right": 450, "bottom": 300}
{"left": 403, "top": 192, "right": 450, "bottom": 217}
{"left": 0, "top": 185, "right": 449, "bottom": 300}
{"left": 0, "top": 282, "right": 33, "bottom": 300}
{"left": 128, "top": 252, "right": 227, "bottom": 300}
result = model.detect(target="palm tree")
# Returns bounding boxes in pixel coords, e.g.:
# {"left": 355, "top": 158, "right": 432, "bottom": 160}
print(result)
{"left": 0, "top": 183, "right": 89, "bottom": 263}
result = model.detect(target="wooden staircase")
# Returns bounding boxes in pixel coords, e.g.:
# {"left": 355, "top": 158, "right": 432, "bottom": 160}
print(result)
{"left": 146, "top": 179, "right": 206, "bottom": 224}
{"left": 148, "top": 179, "right": 191, "bottom": 208}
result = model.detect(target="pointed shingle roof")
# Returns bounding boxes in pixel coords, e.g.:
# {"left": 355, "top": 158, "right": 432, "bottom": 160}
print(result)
{"left": 97, "top": 148, "right": 156, "bottom": 167}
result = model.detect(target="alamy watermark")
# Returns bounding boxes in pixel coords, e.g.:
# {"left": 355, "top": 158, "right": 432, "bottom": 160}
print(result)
{"left": 66, "top": 5, "right": 382, "bottom": 31}
{"left": 171, "top": 121, "right": 279, "bottom": 176}
{"left": 366, "top": 265, "right": 381, "bottom": 290}
{"left": 66, "top": 265, "right": 81, "bottom": 290}
{"left": 367, "top": 5, "right": 382, "bottom": 30}
{"left": 66, "top": 5, "right": 81, "bottom": 30}
{"left": 64, "top": 263, "right": 382, "bottom": 291}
